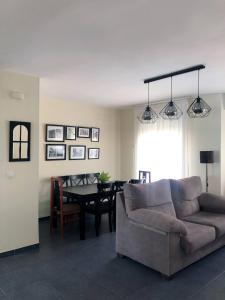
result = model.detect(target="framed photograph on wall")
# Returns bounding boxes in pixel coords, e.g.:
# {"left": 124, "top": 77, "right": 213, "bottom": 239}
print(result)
{"left": 77, "top": 126, "right": 90, "bottom": 138}
{"left": 66, "top": 126, "right": 76, "bottom": 140}
{"left": 88, "top": 148, "right": 100, "bottom": 159}
{"left": 91, "top": 127, "right": 100, "bottom": 142}
{"left": 46, "top": 144, "right": 66, "bottom": 161}
{"left": 46, "top": 124, "right": 64, "bottom": 142}
{"left": 69, "top": 145, "right": 86, "bottom": 160}
{"left": 139, "top": 170, "right": 151, "bottom": 183}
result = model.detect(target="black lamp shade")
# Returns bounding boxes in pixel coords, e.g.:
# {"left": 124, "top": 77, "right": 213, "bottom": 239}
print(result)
{"left": 200, "top": 151, "right": 214, "bottom": 164}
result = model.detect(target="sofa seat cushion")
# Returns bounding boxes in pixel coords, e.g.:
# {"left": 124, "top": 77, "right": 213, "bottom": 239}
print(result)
{"left": 181, "top": 221, "right": 216, "bottom": 254}
{"left": 124, "top": 179, "right": 176, "bottom": 216}
{"left": 182, "top": 211, "right": 225, "bottom": 238}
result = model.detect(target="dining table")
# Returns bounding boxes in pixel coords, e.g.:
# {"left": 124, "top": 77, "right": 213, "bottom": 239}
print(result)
{"left": 63, "top": 183, "right": 113, "bottom": 240}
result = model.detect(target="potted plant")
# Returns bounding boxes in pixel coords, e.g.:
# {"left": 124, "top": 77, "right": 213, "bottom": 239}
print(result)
{"left": 97, "top": 171, "right": 110, "bottom": 183}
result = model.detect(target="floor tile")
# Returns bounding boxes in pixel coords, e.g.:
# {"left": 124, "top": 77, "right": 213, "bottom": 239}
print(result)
{"left": 8, "top": 281, "right": 65, "bottom": 300}
{"left": 187, "top": 271, "right": 225, "bottom": 300}
{"left": 1, "top": 218, "right": 225, "bottom": 300}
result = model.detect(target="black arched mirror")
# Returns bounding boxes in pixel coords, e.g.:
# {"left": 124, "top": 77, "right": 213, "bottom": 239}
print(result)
{"left": 9, "top": 121, "right": 31, "bottom": 162}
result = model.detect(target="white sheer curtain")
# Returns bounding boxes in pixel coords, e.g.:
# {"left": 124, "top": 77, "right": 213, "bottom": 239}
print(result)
{"left": 135, "top": 100, "right": 189, "bottom": 181}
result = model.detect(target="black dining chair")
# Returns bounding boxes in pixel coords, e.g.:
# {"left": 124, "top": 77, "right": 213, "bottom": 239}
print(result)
{"left": 129, "top": 179, "right": 144, "bottom": 184}
{"left": 85, "top": 182, "right": 114, "bottom": 236}
{"left": 70, "top": 174, "right": 86, "bottom": 186}
{"left": 112, "top": 180, "right": 127, "bottom": 229}
{"left": 86, "top": 173, "right": 100, "bottom": 184}
{"left": 60, "top": 175, "right": 71, "bottom": 187}
{"left": 114, "top": 180, "right": 127, "bottom": 191}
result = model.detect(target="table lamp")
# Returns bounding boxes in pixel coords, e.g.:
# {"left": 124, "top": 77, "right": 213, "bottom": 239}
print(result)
{"left": 200, "top": 151, "right": 214, "bottom": 192}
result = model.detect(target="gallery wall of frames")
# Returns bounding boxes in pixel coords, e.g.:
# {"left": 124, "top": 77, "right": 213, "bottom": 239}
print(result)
{"left": 45, "top": 124, "right": 100, "bottom": 161}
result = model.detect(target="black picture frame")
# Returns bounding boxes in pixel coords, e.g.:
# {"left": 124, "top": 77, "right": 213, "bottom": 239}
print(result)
{"left": 9, "top": 121, "right": 31, "bottom": 162}
{"left": 66, "top": 126, "right": 76, "bottom": 140}
{"left": 139, "top": 170, "right": 151, "bottom": 183}
{"left": 91, "top": 127, "right": 100, "bottom": 142}
{"left": 69, "top": 145, "right": 86, "bottom": 160}
{"left": 46, "top": 124, "right": 64, "bottom": 142}
{"left": 88, "top": 148, "right": 100, "bottom": 159}
{"left": 77, "top": 126, "right": 90, "bottom": 138}
{"left": 46, "top": 144, "right": 66, "bottom": 161}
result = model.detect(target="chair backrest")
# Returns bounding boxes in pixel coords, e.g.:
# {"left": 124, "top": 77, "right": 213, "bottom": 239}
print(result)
{"left": 129, "top": 179, "right": 144, "bottom": 184}
{"left": 60, "top": 175, "right": 70, "bottom": 187}
{"left": 70, "top": 174, "right": 86, "bottom": 186}
{"left": 50, "top": 177, "right": 64, "bottom": 212}
{"left": 86, "top": 173, "right": 100, "bottom": 184}
{"left": 114, "top": 180, "right": 127, "bottom": 192}
{"left": 97, "top": 182, "right": 111, "bottom": 192}
{"left": 96, "top": 183, "right": 114, "bottom": 206}
{"left": 139, "top": 171, "right": 151, "bottom": 183}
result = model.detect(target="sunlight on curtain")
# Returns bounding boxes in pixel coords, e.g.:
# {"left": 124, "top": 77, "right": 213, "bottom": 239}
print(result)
{"left": 135, "top": 100, "right": 188, "bottom": 181}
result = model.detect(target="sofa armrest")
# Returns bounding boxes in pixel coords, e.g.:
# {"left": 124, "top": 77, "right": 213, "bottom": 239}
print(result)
{"left": 198, "top": 193, "right": 225, "bottom": 213}
{"left": 128, "top": 209, "right": 187, "bottom": 236}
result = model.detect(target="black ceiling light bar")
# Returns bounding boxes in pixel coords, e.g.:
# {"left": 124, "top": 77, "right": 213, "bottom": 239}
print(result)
{"left": 144, "top": 64, "right": 205, "bottom": 84}
{"left": 138, "top": 64, "right": 211, "bottom": 123}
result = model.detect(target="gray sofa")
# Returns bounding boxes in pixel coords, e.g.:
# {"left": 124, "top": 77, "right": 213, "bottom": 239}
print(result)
{"left": 116, "top": 176, "right": 225, "bottom": 277}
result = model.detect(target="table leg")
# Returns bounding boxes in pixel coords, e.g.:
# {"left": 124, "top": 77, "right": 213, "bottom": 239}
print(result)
{"left": 80, "top": 203, "right": 86, "bottom": 240}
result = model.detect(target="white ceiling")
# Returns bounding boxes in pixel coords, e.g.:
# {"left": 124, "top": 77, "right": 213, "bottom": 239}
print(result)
{"left": 1, "top": 0, "right": 225, "bottom": 107}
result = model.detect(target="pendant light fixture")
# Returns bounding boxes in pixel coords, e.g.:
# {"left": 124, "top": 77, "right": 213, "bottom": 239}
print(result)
{"left": 137, "top": 83, "right": 158, "bottom": 124}
{"left": 159, "top": 76, "right": 183, "bottom": 120}
{"left": 187, "top": 70, "right": 211, "bottom": 118}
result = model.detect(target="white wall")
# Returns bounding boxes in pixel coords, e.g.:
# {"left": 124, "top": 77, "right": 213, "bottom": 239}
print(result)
{"left": 0, "top": 71, "right": 39, "bottom": 253}
{"left": 120, "top": 94, "right": 224, "bottom": 195}
{"left": 187, "top": 94, "right": 222, "bottom": 194}
{"left": 220, "top": 94, "right": 225, "bottom": 196}
{"left": 39, "top": 96, "right": 120, "bottom": 217}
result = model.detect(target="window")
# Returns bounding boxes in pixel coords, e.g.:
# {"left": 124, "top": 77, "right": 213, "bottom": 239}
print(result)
{"left": 135, "top": 101, "right": 188, "bottom": 181}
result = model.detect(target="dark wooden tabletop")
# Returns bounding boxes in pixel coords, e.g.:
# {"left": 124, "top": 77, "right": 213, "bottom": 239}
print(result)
{"left": 63, "top": 184, "right": 99, "bottom": 197}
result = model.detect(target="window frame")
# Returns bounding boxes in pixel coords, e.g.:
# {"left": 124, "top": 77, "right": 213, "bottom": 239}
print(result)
{"left": 9, "top": 121, "right": 31, "bottom": 162}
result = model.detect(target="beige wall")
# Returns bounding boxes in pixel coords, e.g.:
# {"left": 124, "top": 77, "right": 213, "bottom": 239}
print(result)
{"left": 1, "top": 70, "right": 223, "bottom": 254}
{"left": 39, "top": 96, "right": 120, "bottom": 217}
{"left": 120, "top": 94, "right": 224, "bottom": 195}
{"left": 119, "top": 108, "right": 136, "bottom": 180}
{"left": 0, "top": 71, "right": 39, "bottom": 253}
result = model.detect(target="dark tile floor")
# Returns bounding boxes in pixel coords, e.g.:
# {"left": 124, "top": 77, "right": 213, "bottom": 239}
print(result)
{"left": 1, "top": 217, "right": 225, "bottom": 299}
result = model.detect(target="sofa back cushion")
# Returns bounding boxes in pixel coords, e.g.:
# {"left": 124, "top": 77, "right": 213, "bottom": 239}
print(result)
{"left": 123, "top": 179, "right": 176, "bottom": 216}
{"left": 170, "top": 176, "right": 202, "bottom": 218}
